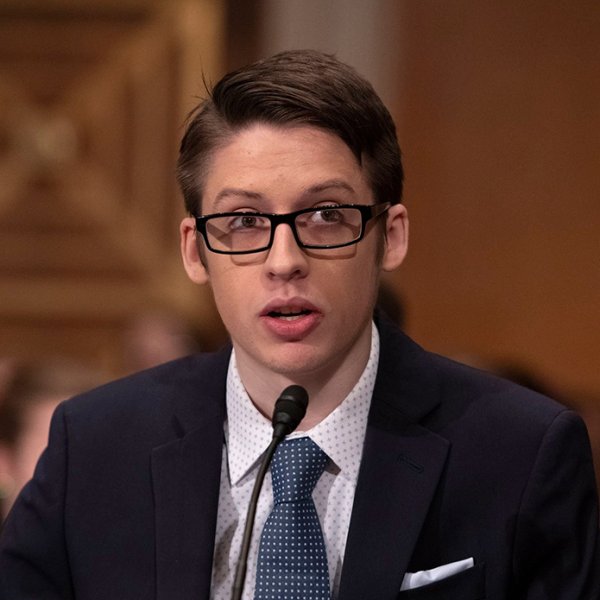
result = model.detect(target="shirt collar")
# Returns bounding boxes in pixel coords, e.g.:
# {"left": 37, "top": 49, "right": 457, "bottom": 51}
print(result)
{"left": 225, "top": 323, "right": 380, "bottom": 486}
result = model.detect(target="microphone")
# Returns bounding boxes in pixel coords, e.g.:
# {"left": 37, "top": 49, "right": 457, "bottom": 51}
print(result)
{"left": 271, "top": 384, "right": 309, "bottom": 441}
{"left": 231, "top": 385, "right": 309, "bottom": 600}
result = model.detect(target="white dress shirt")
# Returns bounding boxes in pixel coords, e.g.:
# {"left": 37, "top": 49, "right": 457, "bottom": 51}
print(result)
{"left": 210, "top": 324, "right": 380, "bottom": 599}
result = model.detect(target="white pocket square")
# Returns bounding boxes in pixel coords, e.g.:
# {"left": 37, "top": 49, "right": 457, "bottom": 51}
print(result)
{"left": 400, "top": 557, "right": 475, "bottom": 591}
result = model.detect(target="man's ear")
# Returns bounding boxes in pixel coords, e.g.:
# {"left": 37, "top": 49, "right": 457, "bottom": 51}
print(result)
{"left": 180, "top": 217, "right": 210, "bottom": 285}
{"left": 381, "top": 203, "right": 409, "bottom": 272}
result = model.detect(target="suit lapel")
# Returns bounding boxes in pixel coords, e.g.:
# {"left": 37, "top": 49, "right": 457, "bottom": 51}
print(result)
{"left": 151, "top": 348, "right": 230, "bottom": 600}
{"left": 339, "top": 422, "right": 449, "bottom": 599}
{"left": 149, "top": 321, "right": 449, "bottom": 599}
{"left": 339, "top": 318, "right": 450, "bottom": 600}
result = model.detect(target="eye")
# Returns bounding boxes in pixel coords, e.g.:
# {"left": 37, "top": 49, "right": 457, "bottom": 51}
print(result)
{"left": 310, "top": 206, "right": 344, "bottom": 224}
{"left": 227, "top": 213, "right": 269, "bottom": 231}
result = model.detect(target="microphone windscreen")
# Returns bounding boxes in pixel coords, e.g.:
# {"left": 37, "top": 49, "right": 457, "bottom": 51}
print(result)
{"left": 272, "top": 385, "right": 309, "bottom": 436}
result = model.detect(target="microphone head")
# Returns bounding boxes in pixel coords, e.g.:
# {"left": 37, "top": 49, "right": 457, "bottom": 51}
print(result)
{"left": 272, "top": 385, "right": 309, "bottom": 438}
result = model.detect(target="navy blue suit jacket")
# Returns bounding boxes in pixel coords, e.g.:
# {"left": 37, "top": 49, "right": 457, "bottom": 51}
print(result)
{"left": 1, "top": 319, "right": 599, "bottom": 599}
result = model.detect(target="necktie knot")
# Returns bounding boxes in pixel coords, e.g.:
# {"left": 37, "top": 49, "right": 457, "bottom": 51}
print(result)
{"left": 271, "top": 437, "right": 328, "bottom": 504}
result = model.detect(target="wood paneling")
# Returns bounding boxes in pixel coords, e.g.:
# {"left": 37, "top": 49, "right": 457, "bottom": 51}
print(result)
{"left": 391, "top": 1, "right": 600, "bottom": 399}
{"left": 0, "top": 1, "right": 227, "bottom": 375}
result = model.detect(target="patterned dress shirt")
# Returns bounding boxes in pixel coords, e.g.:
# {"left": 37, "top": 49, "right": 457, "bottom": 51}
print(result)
{"left": 210, "top": 324, "right": 380, "bottom": 599}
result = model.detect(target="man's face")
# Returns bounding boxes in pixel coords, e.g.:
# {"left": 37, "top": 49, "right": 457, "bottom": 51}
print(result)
{"left": 181, "top": 124, "right": 407, "bottom": 388}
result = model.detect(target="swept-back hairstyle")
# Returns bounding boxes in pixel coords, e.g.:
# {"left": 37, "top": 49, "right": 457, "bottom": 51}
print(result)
{"left": 177, "top": 50, "right": 403, "bottom": 215}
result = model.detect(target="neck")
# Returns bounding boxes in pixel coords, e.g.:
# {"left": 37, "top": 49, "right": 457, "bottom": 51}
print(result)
{"left": 234, "top": 323, "right": 373, "bottom": 430}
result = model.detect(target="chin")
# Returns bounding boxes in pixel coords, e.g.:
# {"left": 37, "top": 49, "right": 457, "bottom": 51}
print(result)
{"left": 261, "top": 347, "right": 330, "bottom": 377}
{"left": 270, "top": 346, "right": 358, "bottom": 384}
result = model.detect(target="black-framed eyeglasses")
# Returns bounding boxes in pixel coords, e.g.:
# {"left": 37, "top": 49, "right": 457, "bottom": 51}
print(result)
{"left": 194, "top": 202, "right": 391, "bottom": 255}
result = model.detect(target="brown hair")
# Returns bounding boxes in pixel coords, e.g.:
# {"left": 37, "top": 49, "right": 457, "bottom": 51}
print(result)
{"left": 177, "top": 49, "right": 403, "bottom": 215}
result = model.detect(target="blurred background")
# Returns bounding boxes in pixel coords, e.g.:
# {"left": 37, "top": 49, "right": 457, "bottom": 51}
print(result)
{"left": 0, "top": 0, "right": 599, "bottom": 488}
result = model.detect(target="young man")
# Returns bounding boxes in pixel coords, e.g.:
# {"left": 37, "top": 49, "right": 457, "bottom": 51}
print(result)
{"left": 1, "top": 50, "right": 599, "bottom": 599}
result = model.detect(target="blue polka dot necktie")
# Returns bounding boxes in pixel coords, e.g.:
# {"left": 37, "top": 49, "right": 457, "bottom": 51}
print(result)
{"left": 254, "top": 437, "right": 330, "bottom": 599}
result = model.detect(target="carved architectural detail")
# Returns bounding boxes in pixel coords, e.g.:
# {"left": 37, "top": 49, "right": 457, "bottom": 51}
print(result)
{"left": 0, "top": 1, "right": 225, "bottom": 372}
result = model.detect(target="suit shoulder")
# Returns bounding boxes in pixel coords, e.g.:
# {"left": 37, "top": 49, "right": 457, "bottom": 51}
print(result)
{"left": 418, "top": 351, "right": 583, "bottom": 456}
{"left": 376, "top": 317, "right": 568, "bottom": 432}
{"left": 61, "top": 349, "right": 230, "bottom": 427}
{"left": 428, "top": 350, "right": 565, "bottom": 416}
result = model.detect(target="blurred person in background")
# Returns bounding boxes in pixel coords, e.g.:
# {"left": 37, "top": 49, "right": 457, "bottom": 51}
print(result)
{"left": 376, "top": 281, "right": 407, "bottom": 330}
{"left": 121, "top": 309, "right": 203, "bottom": 374}
{"left": 0, "top": 360, "right": 14, "bottom": 399}
{"left": 0, "top": 359, "right": 106, "bottom": 520}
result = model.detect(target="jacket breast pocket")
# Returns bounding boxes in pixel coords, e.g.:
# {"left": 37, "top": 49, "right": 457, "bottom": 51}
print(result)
{"left": 396, "top": 562, "right": 485, "bottom": 599}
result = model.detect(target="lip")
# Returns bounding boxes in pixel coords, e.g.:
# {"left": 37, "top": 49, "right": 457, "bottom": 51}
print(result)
{"left": 259, "top": 297, "right": 323, "bottom": 340}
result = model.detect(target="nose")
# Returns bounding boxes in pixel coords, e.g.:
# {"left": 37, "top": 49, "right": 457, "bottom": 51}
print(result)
{"left": 264, "top": 222, "right": 308, "bottom": 281}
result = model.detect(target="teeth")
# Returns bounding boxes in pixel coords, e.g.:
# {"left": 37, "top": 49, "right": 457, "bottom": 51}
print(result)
{"left": 268, "top": 307, "right": 311, "bottom": 318}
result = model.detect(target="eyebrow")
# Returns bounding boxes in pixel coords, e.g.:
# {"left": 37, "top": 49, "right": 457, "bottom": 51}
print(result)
{"left": 212, "top": 179, "right": 358, "bottom": 211}
{"left": 304, "top": 179, "right": 357, "bottom": 196}
{"left": 214, "top": 188, "right": 264, "bottom": 207}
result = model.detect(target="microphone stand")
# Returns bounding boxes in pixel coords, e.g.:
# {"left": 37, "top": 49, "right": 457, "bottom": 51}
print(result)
{"left": 231, "top": 435, "right": 281, "bottom": 600}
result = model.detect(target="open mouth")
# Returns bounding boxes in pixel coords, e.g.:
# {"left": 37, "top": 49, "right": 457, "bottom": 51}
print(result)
{"left": 267, "top": 308, "right": 313, "bottom": 320}
{"left": 260, "top": 301, "right": 321, "bottom": 339}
